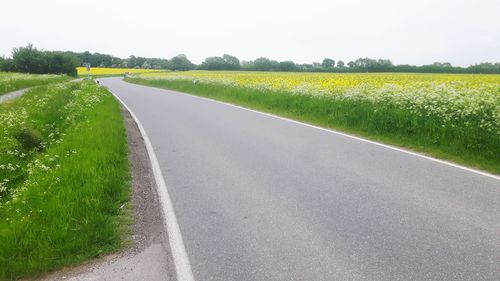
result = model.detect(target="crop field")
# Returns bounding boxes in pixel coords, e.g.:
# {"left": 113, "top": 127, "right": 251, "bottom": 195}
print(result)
{"left": 76, "top": 67, "right": 165, "bottom": 76}
{"left": 0, "top": 72, "right": 70, "bottom": 95}
{"left": 128, "top": 71, "right": 500, "bottom": 173}
{"left": 0, "top": 81, "right": 130, "bottom": 279}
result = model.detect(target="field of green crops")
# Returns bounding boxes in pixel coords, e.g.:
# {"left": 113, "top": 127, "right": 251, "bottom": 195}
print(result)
{"left": 129, "top": 71, "right": 500, "bottom": 173}
{"left": 0, "top": 81, "right": 130, "bottom": 279}
{"left": 0, "top": 72, "right": 70, "bottom": 95}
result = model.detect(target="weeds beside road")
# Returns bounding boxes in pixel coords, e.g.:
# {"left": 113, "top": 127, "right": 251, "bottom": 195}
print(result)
{"left": 0, "top": 81, "right": 131, "bottom": 280}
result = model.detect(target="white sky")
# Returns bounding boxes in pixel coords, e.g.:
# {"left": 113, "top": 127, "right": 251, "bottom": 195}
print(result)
{"left": 1, "top": 0, "right": 499, "bottom": 66}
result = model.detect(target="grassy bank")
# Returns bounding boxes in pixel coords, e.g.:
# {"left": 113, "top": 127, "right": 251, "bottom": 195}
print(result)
{"left": 126, "top": 77, "right": 500, "bottom": 174}
{"left": 0, "top": 82, "right": 130, "bottom": 280}
{"left": 0, "top": 72, "right": 70, "bottom": 95}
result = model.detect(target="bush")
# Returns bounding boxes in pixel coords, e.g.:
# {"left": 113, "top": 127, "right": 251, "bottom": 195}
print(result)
{"left": 14, "top": 127, "right": 44, "bottom": 151}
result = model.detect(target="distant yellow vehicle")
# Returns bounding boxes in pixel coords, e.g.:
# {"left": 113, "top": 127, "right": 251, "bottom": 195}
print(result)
{"left": 76, "top": 67, "right": 166, "bottom": 76}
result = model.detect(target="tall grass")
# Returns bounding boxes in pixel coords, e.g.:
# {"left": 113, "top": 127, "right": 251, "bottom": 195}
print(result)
{"left": 126, "top": 77, "right": 500, "bottom": 174}
{"left": 0, "top": 72, "right": 70, "bottom": 95}
{"left": 0, "top": 82, "right": 130, "bottom": 280}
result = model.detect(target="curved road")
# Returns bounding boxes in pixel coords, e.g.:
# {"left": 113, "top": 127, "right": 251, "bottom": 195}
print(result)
{"left": 101, "top": 78, "right": 500, "bottom": 281}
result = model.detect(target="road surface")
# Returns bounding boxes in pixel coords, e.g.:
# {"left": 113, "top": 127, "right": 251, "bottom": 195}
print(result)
{"left": 100, "top": 77, "right": 500, "bottom": 281}
{"left": 0, "top": 88, "right": 28, "bottom": 103}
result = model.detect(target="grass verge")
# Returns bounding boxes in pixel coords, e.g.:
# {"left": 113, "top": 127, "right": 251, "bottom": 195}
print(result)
{"left": 0, "top": 81, "right": 131, "bottom": 280}
{"left": 0, "top": 72, "right": 71, "bottom": 95}
{"left": 125, "top": 78, "right": 499, "bottom": 174}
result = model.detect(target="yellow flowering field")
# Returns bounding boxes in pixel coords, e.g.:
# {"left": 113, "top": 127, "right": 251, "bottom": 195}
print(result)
{"left": 76, "top": 67, "right": 166, "bottom": 76}
{"left": 139, "top": 71, "right": 500, "bottom": 135}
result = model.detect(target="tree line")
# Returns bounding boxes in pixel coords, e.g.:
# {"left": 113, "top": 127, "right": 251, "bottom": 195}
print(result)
{"left": 1, "top": 44, "right": 499, "bottom": 75}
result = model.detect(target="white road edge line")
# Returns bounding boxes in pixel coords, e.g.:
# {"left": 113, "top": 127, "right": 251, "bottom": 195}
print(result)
{"left": 109, "top": 89, "right": 195, "bottom": 281}
{"left": 132, "top": 82, "right": 500, "bottom": 181}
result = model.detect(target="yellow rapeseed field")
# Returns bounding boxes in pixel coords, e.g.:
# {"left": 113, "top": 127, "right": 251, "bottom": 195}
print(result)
{"left": 76, "top": 67, "right": 165, "bottom": 76}
{"left": 139, "top": 71, "right": 500, "bottom": 135}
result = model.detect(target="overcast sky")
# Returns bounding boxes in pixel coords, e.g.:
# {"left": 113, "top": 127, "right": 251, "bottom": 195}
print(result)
{"left": 1, "top": 0, "right": 499, "bottom": 66}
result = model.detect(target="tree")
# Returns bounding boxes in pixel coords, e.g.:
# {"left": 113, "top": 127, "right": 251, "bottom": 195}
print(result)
{"left": 353, "top": 58, "right": 378, "bottom": 69}
{"left": 127, "top": 55, "right": 137, "bottom": 68}
{"left": 200, "top": 56, "right": 227, "bottom": 70}
{"left": 76, "top": 51, "right": 123, "bottom": 68}
{"left": 279, "top": 61, "right": 296, "bottom": 72}
{"left": 336, "top": 60, "right": 345, "bottom": 68}
{"left": 253, "top": 57, "right": 280, "bottom": 71}
{"left": 347, "top": 61, "right": 355, "bottom": 68}
{"left": 322, "top": 58, "right": 335, "bottom": 68}
{"left": 11, "top": 44, "right": 79, "bottom": 75}
{"left": 0, "top": 57, "right": 13, "bottom": 71}
{"left": 376, "top": 59, "right": 394, "bottom": 71}
{"left": 222, "top": 54, "right": 240, "bottom": 70}
{"left": 134, "top": 57, "right": 147, "bottom": 68}
{"left": 199, "top": 54, "right": 240, "bottom": 70}
{"left": 12, "top": 44, "right": 46, "bottom": 73}
{"left": 146, "top": 58, "right": 169, "bottom": 69}
{"left": 253, "top": 57, "right": 273, "bottom": 71}
{"left": 45, "top": 51, "right": 80, "bottom": 76}
{"left": 168, "top": 54, "right": 195, "bottom": 71}
{"left": 467, "top": 62, "right": 500, "bottom": 74}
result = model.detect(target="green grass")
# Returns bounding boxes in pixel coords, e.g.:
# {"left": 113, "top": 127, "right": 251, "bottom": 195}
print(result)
{"left": 0, "top": 72, "right": 71, "bottom": 95}
{"left": 126, "top": 78, "right": 500, "bottom": 174}
{"left": 0, "top": 81, "right": 131, "bottom": 280}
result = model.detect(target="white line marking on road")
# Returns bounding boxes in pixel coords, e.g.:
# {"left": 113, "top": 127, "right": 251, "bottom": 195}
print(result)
{"left": 137, "top": 83, "right": 500, "bottom": 181}
{"left": 110, "top": 90, "right": 195, "bottom": 281}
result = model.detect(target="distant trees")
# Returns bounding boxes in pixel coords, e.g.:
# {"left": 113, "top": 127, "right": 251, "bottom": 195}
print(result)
{"left": 77, "top": 51, "right": 124, "bottom": 68}
{"left": 1, "top": 44, "right": 499, "bottom": 75}
{"left": 279, "top": 61, "right": 296, "bottom": 72}
{"left": 322, "top": 58, "right": 335, "bottom": 69}
{"left": 241, "top": 58, "right": 297, "bottom": 72}
{"left": 209, "top": 56, "right": 500, "bottom": 73}
{"left": 45, "top": 52, "right": 81, "bottom": 75}
{"left": 467, "top": 62, "right": 500, "bottom": 74}
{"left": 252, "top": 57, "right": 279, "bottom": 71}
{"left": 8, "top": 44, "right": 79, "bottom": 76}
{"left": 199, "top": 57, "right": 226, "bottom": 70}
{"left": 222, "top": 54, "right": 240, "bottom": 70}
{"left": 345, "top": 58, "right": 395, "bottom": 72}
{"left": 167, "top": 54, "right": 195, "bottom": 71}
{"left": 0, "top": 45, "right": 174, "bottom": 75}
{"left": 199, "top": 54, "right": 240, "bottom": 70}
{"left": 0, "top": 56, "right": 14, "bottom": 71}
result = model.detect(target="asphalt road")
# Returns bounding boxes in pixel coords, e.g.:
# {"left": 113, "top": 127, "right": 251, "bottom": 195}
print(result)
{"left": 100, "top": 77, "right": 500, "bottom": 281}
{"left": 0, "top": 88, "right": 28, "bottom": 103}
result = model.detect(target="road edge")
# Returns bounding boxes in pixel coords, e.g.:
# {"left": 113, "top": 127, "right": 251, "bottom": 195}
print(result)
{"left": 109, "top": 89, "right": 196, "bottom": 281}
